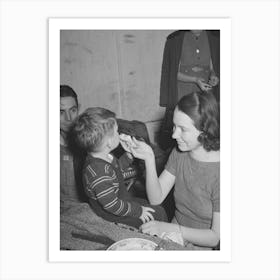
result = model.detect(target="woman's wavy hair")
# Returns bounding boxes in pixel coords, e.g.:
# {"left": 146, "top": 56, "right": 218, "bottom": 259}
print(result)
{"left": 177, "top": 92, "right": 220, "bottom": 151}
{"left": 71, "top": 107, "right": 116, "bottom": 153}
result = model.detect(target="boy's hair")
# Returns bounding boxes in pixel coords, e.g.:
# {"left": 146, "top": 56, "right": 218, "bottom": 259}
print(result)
{"left": 71, "top": 107, "right": 117, "bottom": 152}
{"left": 177, "top": 92, "right": 220, "bottom": 151}
{"left": 60, "top": 85, "right": 78, "bottom": 106}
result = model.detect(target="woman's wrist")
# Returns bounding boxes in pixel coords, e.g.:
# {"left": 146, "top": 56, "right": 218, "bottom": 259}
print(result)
{"left": 177, "top": 224, "right": 181, "bottom": 234}
{"left": 144, "top": 153, "right": 156, "bottom": 173}
{"left": 177, "top": 224, "right": 185, "bottom": 242}
{"left": 144, "top": 152, "right": 155, "bottom": 164}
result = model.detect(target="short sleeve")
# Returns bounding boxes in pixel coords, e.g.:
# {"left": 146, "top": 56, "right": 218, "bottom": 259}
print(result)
{"left": 211, "top": 176, "right": 220, "bottom": 212}
{"left": 164, "top": 148, "right": 179, "bottom": 176}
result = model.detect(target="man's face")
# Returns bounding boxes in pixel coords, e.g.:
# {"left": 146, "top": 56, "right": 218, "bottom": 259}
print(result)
{"left": 60, "top": 96, "right": 79, "bottom": 132}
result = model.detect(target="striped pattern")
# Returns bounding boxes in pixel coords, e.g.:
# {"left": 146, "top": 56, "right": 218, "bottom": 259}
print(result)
{"left": 83, "top": 155, "right": 142, "bottom": 218}
{"left": 89, "top": 173, "right": 117, "bottom": 189}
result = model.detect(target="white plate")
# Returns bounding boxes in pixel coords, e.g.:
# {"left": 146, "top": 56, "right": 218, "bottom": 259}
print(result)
{"left": 107, "top": 238, "right": 157, "bottom": 251}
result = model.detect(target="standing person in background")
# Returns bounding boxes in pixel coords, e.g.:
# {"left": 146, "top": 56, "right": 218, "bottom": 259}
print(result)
{"left": 159, "top": 30, "right": 220, "bottom": 150}
{"left": 60, "top": 85, "right": 86, "bottom": 203}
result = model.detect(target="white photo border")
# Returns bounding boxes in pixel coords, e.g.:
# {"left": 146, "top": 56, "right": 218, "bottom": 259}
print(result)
{"left": 49, "top": 18, "right": 231, "bottom": 262}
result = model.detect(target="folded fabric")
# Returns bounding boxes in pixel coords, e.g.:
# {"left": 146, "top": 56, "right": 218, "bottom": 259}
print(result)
{"left": 160, "top": 231, "right": 184, "bottom": 246}
{"left": 60, "top": 199, "right": 193, "bottom": 250}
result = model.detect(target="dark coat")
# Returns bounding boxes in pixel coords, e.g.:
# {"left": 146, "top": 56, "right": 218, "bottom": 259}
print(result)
{"left": 159, "top": 30, "right": 220, "bottom": 109}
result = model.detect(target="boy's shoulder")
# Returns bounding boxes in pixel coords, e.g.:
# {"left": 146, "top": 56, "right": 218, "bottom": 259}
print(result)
{"left": 84, "top": 154, "right": 115, "bottom": 176}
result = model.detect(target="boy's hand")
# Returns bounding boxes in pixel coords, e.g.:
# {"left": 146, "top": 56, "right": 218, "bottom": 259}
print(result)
{"left": 140, "top": 206, "right": 155, "bottom": 224}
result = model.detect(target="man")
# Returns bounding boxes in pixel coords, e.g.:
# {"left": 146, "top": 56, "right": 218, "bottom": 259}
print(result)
{"left": 60, "top": 85, "right": 85, "bottom": 202}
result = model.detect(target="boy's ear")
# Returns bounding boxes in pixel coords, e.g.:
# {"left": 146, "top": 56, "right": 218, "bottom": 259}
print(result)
{"left": 106, "top": 137, "right": 112, "bottom": 149}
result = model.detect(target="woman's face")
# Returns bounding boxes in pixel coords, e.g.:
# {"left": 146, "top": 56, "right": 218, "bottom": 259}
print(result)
{"left": 172, "top": 107, "right": 201, "bottom": 152}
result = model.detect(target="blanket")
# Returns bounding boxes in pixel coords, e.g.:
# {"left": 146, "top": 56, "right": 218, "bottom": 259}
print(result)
{"left": 60, "top": 198, "right": 194, "bottom": 250}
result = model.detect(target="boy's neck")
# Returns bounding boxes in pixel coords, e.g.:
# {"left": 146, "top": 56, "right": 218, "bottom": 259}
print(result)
{"left": 89, "top": 150, "right": 113, "bottom": 163}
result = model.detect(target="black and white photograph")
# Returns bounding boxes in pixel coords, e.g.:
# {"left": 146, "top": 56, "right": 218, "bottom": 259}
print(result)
{"left": 49, "top": 18, "right": 231, "bottom": 261}
{"left": 1, "top": 0, "right": 280, "bottom": 279}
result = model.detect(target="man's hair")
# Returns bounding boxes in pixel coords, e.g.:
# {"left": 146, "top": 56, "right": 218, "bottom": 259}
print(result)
{"left": 60, "top": 85, "right": 78, "bottom": 106}
{"left": 177, "top": 92, "right": 220, "bottom": 151}
{"left": 71, "top": 107, "right": 116, "bottom": 152}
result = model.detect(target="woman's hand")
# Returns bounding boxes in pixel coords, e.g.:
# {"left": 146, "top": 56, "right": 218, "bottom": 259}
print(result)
{"left": 126, "top": 137, "right": 154, "bottom": 161}
{"left": 140, "top": 221, "right": 179, "bottom": 237}
{"left": 140, "top": 206, "right": 155, "bottom": 224}
{"left": 120, "top": 135, "right": 152, "bottom": 160}
{"left": 119, "top": 134, "right": 136, "bottom": 153}
{"left": 196, "top": 78, "right": 213, "bottom": 92}
{"left": 208, "top": 73, "right": 219, "bottom": 86}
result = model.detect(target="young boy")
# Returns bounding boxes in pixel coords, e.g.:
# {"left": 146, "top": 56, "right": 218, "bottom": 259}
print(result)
{"left": 71, "top": 107, "right": 167, "bottom": 228}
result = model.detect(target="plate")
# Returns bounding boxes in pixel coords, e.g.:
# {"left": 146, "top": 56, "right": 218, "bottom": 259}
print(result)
{"left": 107, "top": 238, "right": 157, "bottom": 251}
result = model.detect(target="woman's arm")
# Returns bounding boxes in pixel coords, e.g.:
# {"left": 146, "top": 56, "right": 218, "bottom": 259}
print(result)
{"left": 177, "top": 72, "right": 212, "bottom": 92}
{"left": 121, "top": 137, "right": 175, "bottom": 205}
{"left": 179, "top": 212, "right": 220, "bottom": 247}
{"left": 177, "top": 71, "right": 199, "bottom": 83}
{"left": 144, "top": 155, "right": 176, "bottom": 205}
{"left": 141, "top": 212, "right": 220, "bottom": 248}
{"left": 177, "top": 60, "right": 199, "bottom": 83}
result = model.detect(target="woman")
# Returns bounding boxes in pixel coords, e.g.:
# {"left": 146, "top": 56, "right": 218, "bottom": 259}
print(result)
{"left": 121, "top": 92, "right": 220, "bottom": 249}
